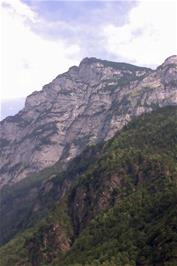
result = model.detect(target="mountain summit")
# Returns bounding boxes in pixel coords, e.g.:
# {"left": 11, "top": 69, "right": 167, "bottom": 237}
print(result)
{"left": 0, "top": 56, "right": 177, "bottom": 187}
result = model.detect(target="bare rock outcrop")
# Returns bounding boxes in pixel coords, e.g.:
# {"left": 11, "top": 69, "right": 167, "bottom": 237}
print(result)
{"left": 0, "top": 56, "right": 177, "bottom": 188}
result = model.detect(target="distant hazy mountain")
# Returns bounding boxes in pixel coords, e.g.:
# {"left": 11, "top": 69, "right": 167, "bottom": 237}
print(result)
{"left": 0, "top": 98, "right": 25, "bottom": 121}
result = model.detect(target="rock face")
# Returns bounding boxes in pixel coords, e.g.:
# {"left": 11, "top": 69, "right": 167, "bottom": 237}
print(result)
{"left": 0, "top": 55, "right": 177, "bottom": 188}
{"left": 26, "top": 223, "right": 71, "bottom": 266}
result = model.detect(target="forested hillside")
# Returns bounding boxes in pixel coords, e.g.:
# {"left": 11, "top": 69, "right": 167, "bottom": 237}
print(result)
{"left": 0, "top": 106, "right": 177, "bottom": 266}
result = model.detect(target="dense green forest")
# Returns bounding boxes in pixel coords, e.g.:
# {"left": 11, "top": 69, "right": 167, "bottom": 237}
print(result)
{"left": 0, "top": 106, "right": 177, "bottom": 266}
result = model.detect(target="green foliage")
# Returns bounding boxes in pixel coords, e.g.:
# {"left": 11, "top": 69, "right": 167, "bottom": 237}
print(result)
{"left": 0, "top": 140, "right": 104, "bottom": 246}
{"left": 0, "top": 198, "right": 72, "bottom": 266}
{"left": 0, "top": 106, "right": 177, "bottom": 266}
{"left": 63, "top": 182, "right": 177, "bottom": 265}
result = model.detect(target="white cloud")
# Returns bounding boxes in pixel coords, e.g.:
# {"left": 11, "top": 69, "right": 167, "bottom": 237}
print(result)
{"left": 2, "top": 0, "right": 36, "bottom": 21}
{"left": 1, "top": 0, "right": 81, "bottom": 100}
{"left": 1, "top": 0, "right": 176, "bottom": 102}
{"left": 103, "top": 1, "right": 177, "bottom": 67}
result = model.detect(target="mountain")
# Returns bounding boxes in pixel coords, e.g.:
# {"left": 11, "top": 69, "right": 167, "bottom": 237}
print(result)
{"left": 0, "top": 106, "right": 177, "bottom": 266}
{"left": 0, "top": 55, "right": 177, "bottom": 188}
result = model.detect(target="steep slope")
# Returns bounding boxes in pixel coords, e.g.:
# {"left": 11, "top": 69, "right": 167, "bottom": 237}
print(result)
{"left": 0, "top": 106, "right": 177, "bottom": 266}
{"left": 0, "top": 141, "right": 104, "bottom": 245}
{"left": 0, "top": 56, "right": 177, "bottom": 187}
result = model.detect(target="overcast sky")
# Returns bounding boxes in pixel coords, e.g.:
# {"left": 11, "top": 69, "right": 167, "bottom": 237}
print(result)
{"left": 1, "top": 0, "right": 177, "bottom": 100}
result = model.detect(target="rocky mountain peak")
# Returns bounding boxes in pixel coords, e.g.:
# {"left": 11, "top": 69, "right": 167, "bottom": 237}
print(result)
{"left": 157, "top": 55, "right": 177, "bottom": 87}
{"left": 162, "top": 55, "right": 177, "bottom": 66}
{"left": 0, "top": 56, "right": 177, "bottom": 188}
{"left": 79, "top": 57, "right": 99, "bottom": 65}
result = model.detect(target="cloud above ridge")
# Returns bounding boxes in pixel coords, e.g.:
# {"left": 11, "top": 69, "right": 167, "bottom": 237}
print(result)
{"left": 1, "top": 0, "right": 177, "bottom": 100}
{"left": 1, "top": 0, "right": 81, "bottom": 100}
{"left": 103, "top": 0, "right": 177, "bottom": 67}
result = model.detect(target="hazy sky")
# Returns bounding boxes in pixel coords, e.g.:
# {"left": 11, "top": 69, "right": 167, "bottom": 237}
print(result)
{"left": 1, "top": 0, "right": 177, "bottom": 100}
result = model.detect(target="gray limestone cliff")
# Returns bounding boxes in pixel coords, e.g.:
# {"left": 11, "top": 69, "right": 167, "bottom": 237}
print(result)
{"left": 0, "top": 55, "right": 177, "bottom": 188}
